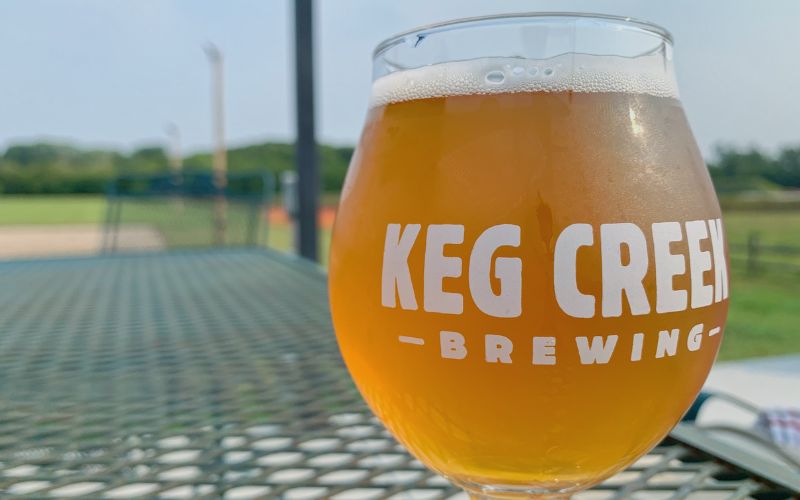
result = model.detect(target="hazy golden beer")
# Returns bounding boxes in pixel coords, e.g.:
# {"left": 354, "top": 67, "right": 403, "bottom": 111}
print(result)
{"left": 330, "top": 16, "right": 728, "bottom": 497}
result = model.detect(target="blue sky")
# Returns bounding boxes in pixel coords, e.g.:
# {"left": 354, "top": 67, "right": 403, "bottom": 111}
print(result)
{"left": 0, "top": 0, "right": 798, "bottom": 158}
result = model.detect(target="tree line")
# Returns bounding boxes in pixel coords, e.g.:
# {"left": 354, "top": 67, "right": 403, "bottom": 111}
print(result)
{"left": 0, "top": 141, "right": 797, "bottom": 195}
{"left": 709, "top": 146, "right": 800, "bottom": 193}
{"left": 0, "top": 142, "right": 352, "bottom": 195}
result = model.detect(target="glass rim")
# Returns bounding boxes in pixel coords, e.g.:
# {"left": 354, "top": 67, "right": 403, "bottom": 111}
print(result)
{"left": 373, "top": 12, "right": 674, "bottom": 59}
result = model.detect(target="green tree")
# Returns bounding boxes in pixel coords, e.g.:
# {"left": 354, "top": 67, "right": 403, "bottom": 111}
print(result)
{"left": 707, "top": 146, "right": 780, "bottom": 193}
{"left": 767, "top": 148, "right": 800, "bottom": 188}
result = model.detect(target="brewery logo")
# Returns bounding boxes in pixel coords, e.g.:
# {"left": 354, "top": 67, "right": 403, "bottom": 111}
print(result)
{"left": 381, "top": 220, "right": 728, "bottom": 365}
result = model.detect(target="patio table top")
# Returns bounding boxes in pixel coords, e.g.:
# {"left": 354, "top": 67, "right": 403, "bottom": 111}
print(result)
{"left": 0, "top": 249, "right": 795, "bottom": 499}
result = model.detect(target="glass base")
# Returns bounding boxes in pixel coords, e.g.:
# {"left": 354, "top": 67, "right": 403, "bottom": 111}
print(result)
{"left": 459, "top": 479, "right": 576, "bottom": 499}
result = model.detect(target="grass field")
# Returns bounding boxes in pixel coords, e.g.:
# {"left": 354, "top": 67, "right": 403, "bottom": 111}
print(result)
{"left": 265, "top": 224, "right": 332, "bottom": 266}
{"left": 0, "top": 195, "right": 106, "bottom": 225}
{"left": 0, "top": 195, "right": 797, "bottom": 360}
{"left": 687, "top": 210, "right": 800, "bottom": 359}
{"left": 724, "top": 211, "right": 800, "bottom": 246}
{"left": 721, "top": 270, "right": 799, "bottom": 360}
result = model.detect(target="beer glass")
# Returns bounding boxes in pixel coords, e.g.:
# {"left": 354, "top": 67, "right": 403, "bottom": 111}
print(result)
{"left": 329, "top": 13, "right": 729, "bottom": 498}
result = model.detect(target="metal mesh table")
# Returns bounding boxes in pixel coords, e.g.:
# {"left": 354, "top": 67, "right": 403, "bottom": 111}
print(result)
{"left": 0, "top": 249, "right": 794, "bottom": 499}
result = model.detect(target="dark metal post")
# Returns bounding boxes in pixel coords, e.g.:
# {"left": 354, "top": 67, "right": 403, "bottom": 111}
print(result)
{"left": 293, "top": 0, "right": 319, "bottom": 261}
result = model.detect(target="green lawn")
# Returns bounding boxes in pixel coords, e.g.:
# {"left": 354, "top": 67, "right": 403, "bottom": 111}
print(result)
{"left": 725, "top": 210, "right": 800, "bottom": 269}
{"left": 0, "top": 196, "right": 796, "bottom": 359}
{"left": 717, "top": 211, "right": 800, "bottom": 360}
{"left": 0, "top": 195, "right": 106, "bottom": 225}
{"left": 724, "top": 210, "right": 800, "bottom": 247}
{"left": 118, "top": 199, "right": 261, "bottom": 248}
{"left": 266, "top": 224, "right": 332, "bottom": 266}
{"left": 719, "top": 269, "right": 799, "bottom": 360}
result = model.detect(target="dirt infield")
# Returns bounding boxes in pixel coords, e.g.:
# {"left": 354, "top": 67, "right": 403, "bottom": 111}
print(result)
{"left": 0, "top": 224, "right": 165, "bottom": 259}
{"left": 0, "top": 208, "right": 335, "bottom": 260}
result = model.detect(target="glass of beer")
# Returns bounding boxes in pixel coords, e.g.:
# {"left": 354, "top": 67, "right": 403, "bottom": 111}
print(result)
{"left": 329, "top": 13, "right": 728, "bottom": 498}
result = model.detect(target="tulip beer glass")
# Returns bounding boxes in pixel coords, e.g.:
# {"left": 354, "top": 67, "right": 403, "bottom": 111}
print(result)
{"left": 329, "top": 13, "right": 729, "bottom": 498}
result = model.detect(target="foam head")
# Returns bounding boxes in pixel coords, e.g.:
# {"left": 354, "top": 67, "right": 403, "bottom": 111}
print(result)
{"left": 370, "top": 53, "right": 678, "bottom": 108}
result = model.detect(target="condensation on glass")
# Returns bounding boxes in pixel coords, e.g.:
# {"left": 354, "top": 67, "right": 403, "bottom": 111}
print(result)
{"left": 330, "top": 13, "right": 728, "bottom": 499}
